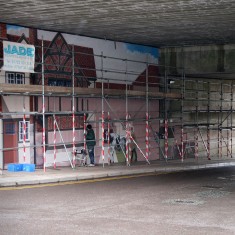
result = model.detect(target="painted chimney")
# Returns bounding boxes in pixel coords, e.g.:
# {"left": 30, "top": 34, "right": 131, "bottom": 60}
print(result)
{"left": 0, "top": 23, "right": 7, "bottom": 40}
{"left": 29, "top": 28, "right": 38, "bottom": 46}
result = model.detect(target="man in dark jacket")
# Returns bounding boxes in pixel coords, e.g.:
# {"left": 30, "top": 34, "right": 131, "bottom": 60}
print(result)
{"left": 86, "top": 124, "right": 96, "bottom": 166}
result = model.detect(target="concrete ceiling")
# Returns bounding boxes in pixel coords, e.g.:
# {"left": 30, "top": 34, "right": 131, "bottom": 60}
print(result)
{"left": 0, "top": 0, "right": 235, "bottom": 48}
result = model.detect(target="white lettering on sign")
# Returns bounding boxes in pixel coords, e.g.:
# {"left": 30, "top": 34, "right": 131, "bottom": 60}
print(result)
{"left": 2, "top": 41, "right": 35, "bottom": 73}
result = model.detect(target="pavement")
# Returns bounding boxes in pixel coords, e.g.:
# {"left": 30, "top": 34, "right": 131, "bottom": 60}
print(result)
{"left": 1, "top": 158, "right": 235, "bottom": 187}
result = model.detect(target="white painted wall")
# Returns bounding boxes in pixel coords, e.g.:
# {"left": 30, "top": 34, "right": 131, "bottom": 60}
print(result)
{"left": 2, "top": 96, "right": 30, "bottom": 118}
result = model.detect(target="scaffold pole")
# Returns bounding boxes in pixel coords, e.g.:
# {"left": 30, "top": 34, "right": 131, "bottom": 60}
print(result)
{"left": 107, "top": 111, "right": 111, "bottom": 164}
{"left": 125, "top": 59, "right": 130, "bottom": 166}
{"left": 146, "top": 56, "right": 149, "bottom": 161}
{"left": 72, "top": 45, "right": 76, "bottom": 168}
{"left": 42, "top": 37, "right": 46, "bottom": 172}
{"left": 101, "top": 52, "right": 105, "bottom": 167}
{"left": 23, "top": 95, "right": 26, "bottom": 162}
{"left": 53, "top": 114, "right": 56, "bottom": 169}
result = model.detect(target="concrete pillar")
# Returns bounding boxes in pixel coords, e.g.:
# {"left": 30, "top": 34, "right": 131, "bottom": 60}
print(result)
{"left": 217, "top": 45, "right": 225, "bottom": 72}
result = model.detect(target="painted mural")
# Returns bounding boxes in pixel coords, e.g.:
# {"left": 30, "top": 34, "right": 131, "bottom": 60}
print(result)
{"left": 6, "top": 24, "right": 159, "bottom": 85}
{"left": 0, "top": 23, "right": 160, "bottom": 167}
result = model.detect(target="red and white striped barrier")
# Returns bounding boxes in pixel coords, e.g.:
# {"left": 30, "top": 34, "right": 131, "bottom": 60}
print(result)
{"left": 174, "top": 136, "right": 181, "bottom": 159}
{"left": 53, "top": 116, "right": 56, "bottom": 169}
{"left": 102, "top": 111, "right": 105, "bottom": 166}
{"left": 146, "top": 112, "right": 149, "bottom": 160}
{"left": 102, "top": 111, "right": 105, "bottom": 163}
{"left": 164, "top": 119, "right": 168, "bottom": 160}
{"left": 42, "top": 104, "right": 46, "bottom": 172}
{"left": 83, "top": 113, "right": 87, "bottom": 151}
{"left": 128, "top": 130, "right": 150, "bottom": 164}
{"left": 107, "top": 112, "right": 111, "bottom": 164}
{"left": 23, "top": 107, "right": 26, "bottom": 162}
{"left": 181, "top": 126, "right": 184, "bottom": 162}
{"left": 126, "top": 113, "right": 130, "bottom": 165}
{"left": 72, "top": 106, "right": 76, "bottom": 167}
{"left": 128, "top": 115, "right": 132, "bottom": 164}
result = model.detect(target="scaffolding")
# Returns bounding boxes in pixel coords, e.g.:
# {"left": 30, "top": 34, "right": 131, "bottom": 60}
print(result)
{"left": 168, "top": 74, "right": 235, "bottom": 161}
{"left": 0, "top": 38, "right": 234, "bottom": 172}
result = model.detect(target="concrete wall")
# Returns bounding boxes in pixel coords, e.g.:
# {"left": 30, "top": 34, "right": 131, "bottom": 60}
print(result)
{"left": 159, "top": 44, "right": 235, "bottom": 159}
{"left": 160, "top": 44, "right": 235, "bottom": 76}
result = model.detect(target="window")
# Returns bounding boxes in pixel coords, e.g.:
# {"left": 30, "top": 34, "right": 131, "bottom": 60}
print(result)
{"left": 5, "top": 123, "right": 15, "bottom": 134}
{"left": 5, "top": 72, "right": 25, "bottom": 84}
{"left": 48, "top": 78, "right": 71, "bottom": 87}
{"left": 19, "top": 121, "right": 30, "bottom": 141}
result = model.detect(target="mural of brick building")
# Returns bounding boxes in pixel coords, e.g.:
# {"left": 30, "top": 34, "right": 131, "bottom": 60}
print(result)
{"left": 0, "top": 23, "right": 160, "bottom": 168}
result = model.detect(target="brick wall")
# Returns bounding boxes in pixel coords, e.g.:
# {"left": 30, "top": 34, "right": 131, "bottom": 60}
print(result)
{"left": 0, "top": 23, "right": 7, "bottom": 39}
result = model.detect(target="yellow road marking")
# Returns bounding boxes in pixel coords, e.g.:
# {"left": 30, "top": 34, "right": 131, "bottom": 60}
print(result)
{"left": 0, "top": 171, "right": 172, "bottom": 191}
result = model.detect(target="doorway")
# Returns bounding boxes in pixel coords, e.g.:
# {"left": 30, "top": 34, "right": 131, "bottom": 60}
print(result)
{"left": 3, "top": 120, "right": 18, "bottom": 164}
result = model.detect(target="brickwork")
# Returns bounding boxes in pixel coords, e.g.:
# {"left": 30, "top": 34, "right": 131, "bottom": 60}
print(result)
{"left": 0, "top": 23, "right": 7, "bottom": 39}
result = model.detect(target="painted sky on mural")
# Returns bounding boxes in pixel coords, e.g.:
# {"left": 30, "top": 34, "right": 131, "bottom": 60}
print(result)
{"left": 7, "top": 24, "right": 159, "bottom": 60}
{"left": 7, "top": 25, "right": 29, "bottom": 37}
{"left": 125, "top": 44, "right": 159, "bottom": 59}
{"left": 7, "top": 24, "right": 159, "bottom": 84}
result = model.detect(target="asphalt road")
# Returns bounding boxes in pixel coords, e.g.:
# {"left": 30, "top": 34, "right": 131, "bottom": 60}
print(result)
{"left": 0, "top": 166, "right": 235, "bottom": 235}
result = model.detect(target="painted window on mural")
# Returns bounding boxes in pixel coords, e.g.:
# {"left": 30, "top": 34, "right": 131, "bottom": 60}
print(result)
{"left": 19, "top": 121, "right": 30, "bottom": 141}
{"left": 5, "top": 123, "right": 15, "bottom": 134}
{"left": 47, "top": 115, "right": 83, "bottom": 131}
{"left": 5, "top": 72, "right": 25, "bottom": 84}
{"left": 48, "top": 78, "right": 71, "bottom": 87}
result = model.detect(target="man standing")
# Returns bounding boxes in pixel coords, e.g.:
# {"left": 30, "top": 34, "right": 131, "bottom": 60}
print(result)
{"left": 130, "top": 128, "right": 137, "bottom": 163}
{"left": 86, "top": 124, "right": 96, "bottom": 166}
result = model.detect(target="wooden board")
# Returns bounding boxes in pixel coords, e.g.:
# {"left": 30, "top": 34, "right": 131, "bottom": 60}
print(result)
{"left": 0, "top": 84, "right": 181, "bottom": 99}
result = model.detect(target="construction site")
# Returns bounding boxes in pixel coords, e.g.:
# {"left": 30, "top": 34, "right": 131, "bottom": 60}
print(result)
{"left": 0, "top": 23, "right": 235, "bottom": 173}
{"left": 1, "top": 2, "right": 235, "bottom": 235}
